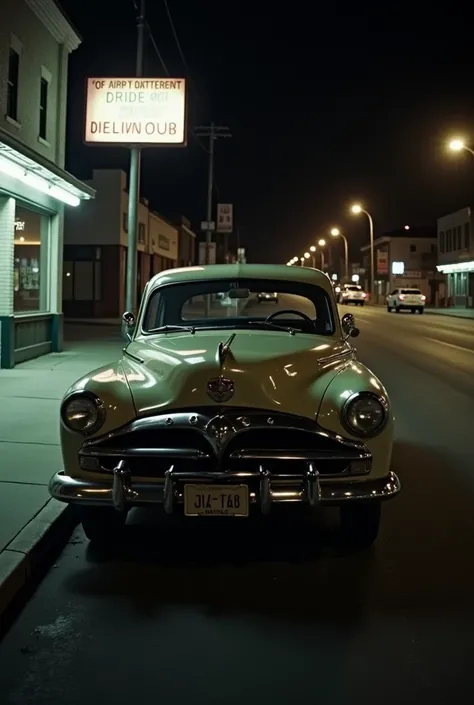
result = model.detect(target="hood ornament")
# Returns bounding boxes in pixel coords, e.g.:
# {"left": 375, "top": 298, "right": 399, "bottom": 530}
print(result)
{"left": 207, "top": 377, "right": 235, "bottom": 403}
{"left": 217, "top": 332, "right": 236, "bottom": 367}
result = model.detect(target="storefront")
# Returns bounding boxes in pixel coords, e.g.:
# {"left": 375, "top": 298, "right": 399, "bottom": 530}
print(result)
{"left": 436, "top": 261, "right": 474, "bottom": 308}
{"left": 0, "top": 132, "right": 94, "bottom": 368}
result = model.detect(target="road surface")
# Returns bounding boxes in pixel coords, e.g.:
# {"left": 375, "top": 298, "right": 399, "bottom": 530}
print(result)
{"left": 0, "top": 298, "right": 473, "bottom": 704}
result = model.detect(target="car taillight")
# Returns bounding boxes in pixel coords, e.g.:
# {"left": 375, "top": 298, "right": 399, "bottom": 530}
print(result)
{"left": 362, "top": 292, "right": 366, "bottom": 298}
{"left": 398, "top": 294, "right": 405, "bottom": 300}
{"left": 421, "top": 295, "right": 426, "bottom": 301}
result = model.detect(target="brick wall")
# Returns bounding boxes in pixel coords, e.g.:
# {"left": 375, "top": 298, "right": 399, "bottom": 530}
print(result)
{"left": 0, "top": 196, "right": 15, "bottom": 315}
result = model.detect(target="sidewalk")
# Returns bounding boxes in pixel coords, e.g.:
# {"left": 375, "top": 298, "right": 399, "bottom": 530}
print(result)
{"left": 0, "top": 325, "right": 123, "bottom": 625}
{"left": 366, "top": 303, "right": 474, "bottom": 321}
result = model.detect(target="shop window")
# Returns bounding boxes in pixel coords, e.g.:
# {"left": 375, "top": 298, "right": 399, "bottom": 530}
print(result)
{"left": 13, "top": 204, "right": 50, "bottom": 313}
{"left": 138, "top": 222, "right": 145, "bottom": 244}
{"left": 123, "top": 213, "right": 128, "bottom": 232}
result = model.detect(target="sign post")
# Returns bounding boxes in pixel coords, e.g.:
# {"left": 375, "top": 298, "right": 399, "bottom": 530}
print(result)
{"left": 84, "top": 6, "right": 186, "bottom": 317}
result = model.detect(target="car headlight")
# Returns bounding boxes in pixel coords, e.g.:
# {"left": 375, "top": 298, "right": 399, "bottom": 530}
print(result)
{"left": 341, "top": 392, "right": 388, "bottom": 437}
{"left": 60, "top": 392, "right": 106, "bottom": 435}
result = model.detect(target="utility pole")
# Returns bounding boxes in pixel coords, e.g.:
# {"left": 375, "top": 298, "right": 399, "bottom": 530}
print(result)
{"left": 125, "top": 0, "right": 146, "bottom": 316}
{"left": 194, "top": 123, "right": 231, "bottom": 265}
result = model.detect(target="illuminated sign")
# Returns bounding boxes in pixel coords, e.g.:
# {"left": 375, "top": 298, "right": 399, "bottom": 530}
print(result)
{"left": 392, "top": 261, "right": 405, "bottom": 274}
{"left": 351, "top": 274, "right": 359, "bottom": 282}
{"left": 437, "top": 261, "right": 474, "bottom": 273}
{"left": 85, "top": 77, "right": 187, "bottom": 146}
{"left": 14, "top": 220, "right": 25, "bottom": 231}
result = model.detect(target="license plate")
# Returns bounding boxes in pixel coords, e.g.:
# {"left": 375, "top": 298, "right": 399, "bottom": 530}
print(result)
{"left": 184, "top": 484, "right": 249, "bottom": 517}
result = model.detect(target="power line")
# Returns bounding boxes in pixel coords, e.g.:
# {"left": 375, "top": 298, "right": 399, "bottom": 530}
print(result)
{"left": 162, "top": 0, "right": 202, "bottom": 104}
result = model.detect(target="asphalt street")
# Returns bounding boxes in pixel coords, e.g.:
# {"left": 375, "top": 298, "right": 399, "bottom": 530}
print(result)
{"left": 1, "top": 300, "right": 474, "bottom": 704}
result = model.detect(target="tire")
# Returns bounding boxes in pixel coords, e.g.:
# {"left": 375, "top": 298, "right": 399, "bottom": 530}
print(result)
{"left": 410, "top": 308, "right": 415, "bottom": 314}
{"left": 360, "top": 302, "right": 364, "bottom": 306}
{"left": 340, "top": 502, "right": 381, "bottom": 548}
{"left": 395, "top": 307, "right": 401, "bottom": 313}
{"left": 387, "top": 305, "right": 391, "bottom": 312}
{"left": 77, "top": 505, "right": 128, "bottom": 544}
{"left": 419, "top": 307, "right": 424, "bottom": 314}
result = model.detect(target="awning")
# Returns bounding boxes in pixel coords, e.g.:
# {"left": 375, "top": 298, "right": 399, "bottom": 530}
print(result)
{"left": 0, "top": 126, "right": 95, "bottom": 207}
{"left": 437, "top": 261, "right": 474, "bottom": 274}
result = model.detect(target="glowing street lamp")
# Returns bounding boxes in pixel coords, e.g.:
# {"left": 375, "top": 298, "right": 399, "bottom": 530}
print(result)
{"left": 448, "top": 138, "right": 474, "bottom": 156}
{"left": 304, "top": 252, "right": 310, "bottom": 259}
{"left": 309, "top": 245, "right": 316, "bottom": 253}
{"left": 350, "top": 202, "right": 374, "bottom": 297}
{"left": 330, "top": 227, "right": 349, "bottom": 282}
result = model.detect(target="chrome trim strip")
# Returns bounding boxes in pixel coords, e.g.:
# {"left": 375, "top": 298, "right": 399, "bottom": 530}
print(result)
{"left": 49, "top": 470, "right": 401, "bottom": 507}
{"left": 81, "top": 409, "right": 369, "bottom": 457}
{"left": 81, "top": 448, "right": 210, "bottom": 460}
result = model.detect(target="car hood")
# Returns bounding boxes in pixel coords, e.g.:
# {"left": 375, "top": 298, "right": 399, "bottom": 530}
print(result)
{"left": 123, "top": 329, "right": 353, "bottom": 419}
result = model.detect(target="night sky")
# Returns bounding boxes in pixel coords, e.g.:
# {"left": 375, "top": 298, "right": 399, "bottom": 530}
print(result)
{"left": 59, "top": 1, "right": 474, "bottom": 263}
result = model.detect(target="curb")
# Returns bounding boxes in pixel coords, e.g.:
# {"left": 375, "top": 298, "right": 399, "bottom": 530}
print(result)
{"left": 0, "top": 499, "right": 77, "bottom": 630}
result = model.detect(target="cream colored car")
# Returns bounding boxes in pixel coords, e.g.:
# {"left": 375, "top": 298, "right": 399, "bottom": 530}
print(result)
{"left": 49, "top": 264, "right": 400, "bottom": 547}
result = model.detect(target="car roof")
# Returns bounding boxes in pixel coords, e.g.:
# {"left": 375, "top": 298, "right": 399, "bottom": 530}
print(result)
{"left": 148, "top": 264, "right": 335, "bottom": 295}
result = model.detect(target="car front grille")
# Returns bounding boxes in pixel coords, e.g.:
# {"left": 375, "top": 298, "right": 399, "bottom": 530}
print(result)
{"left": 78, "top": 408, "right": 371, "bottom": 479}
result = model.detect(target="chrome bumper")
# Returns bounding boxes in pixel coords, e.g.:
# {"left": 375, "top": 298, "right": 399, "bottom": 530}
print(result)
{"left": 49, "top": 463, "right": 401, "bottom": 513}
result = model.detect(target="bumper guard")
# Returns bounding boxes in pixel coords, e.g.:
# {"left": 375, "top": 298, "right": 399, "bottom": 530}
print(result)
{"left": 49, "top": 463, "right": 401, "bottom": 513}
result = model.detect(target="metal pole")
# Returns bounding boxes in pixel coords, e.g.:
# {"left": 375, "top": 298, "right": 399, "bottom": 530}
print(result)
{"left": 206, "top": 122, "right": 215, "bottom": 264}
{"left": 311, "top": 254, "right": 315, "bottom": 268}
{"left": 125, "top": 0, "right": 146, "bottom": 315}
{"left": 341, "top": 234, "right": 349, "bottom": 282}
{"left": 366, "top": 210, "right": 374, "bottom": 299}
{"left": 320, "top": 251, "right": 325, "bottom": 271}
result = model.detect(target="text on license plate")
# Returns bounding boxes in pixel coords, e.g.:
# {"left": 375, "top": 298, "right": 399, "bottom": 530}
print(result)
{"left": 184, "top": 484, "right": 249, "bottom": 517}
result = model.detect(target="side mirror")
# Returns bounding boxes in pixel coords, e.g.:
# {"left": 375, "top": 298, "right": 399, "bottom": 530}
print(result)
{"left": 341, "top": 312, "right": 360, "bottom": 340}
{"left": 122, "top": 311, "right": 136, "bottom": 341}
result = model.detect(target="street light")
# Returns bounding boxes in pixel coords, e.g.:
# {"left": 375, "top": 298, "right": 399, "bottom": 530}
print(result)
{"left": 350, "top": 203, "right": 374, "bottom": 298}
{"left": 317, "top": 239, "right": 327, "bottom": 270}
{"left": 330, "top": 227, "right": 349, "bottom": 282}
{"left": 304, "top": 252, "right": 310, "bottom": 259}
{"left": 448, "top": 138, "right": 474, "bottom": 156}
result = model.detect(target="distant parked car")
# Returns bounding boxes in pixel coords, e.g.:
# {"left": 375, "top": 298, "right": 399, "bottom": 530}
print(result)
{"left": 338, "top": 284, "right": 367, "bottom": 306}
{"left": 256, "top": 291, "right": 279, "bottom": 303}
{"left": 386, "top": 288, "right": 426, "bottom": 314}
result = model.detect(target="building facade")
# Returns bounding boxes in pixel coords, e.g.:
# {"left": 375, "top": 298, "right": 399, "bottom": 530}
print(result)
{"left": 360, "top": 226, "right": 442, "bottom": 304}
{"left": 436, "top": 207, "right": 474, "bottom": 308}
{"left": 0, "top": 0, "right": 94, "bottom": 368}
{"left": 63, "top": 169, "right": 194, "bottom": 319}
{"left": 175, "top": 215, "right": 196, "bottom": 267}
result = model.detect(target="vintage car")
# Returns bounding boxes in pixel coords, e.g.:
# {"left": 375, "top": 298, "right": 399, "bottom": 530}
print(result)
{"left": 49, "top": 264, "right": 400, "bottom": 546}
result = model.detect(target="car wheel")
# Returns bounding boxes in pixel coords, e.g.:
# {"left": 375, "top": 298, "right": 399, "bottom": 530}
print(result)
{"left": 77, "top": 506, "right": 128, "bottom": 543}
{"left": 410, "top": 308, "right": 415, "bottom": 314}
{"left": 419, "top": 307, "right": 424, "bottom": 314}
{"left": 387, "top": 305, "right": 391, "bottom": 312}
{"left": 340, "top": 502, "right": 381, "bottom": 548}
{"left": 360, "top": 302, "right": 364, "bottom": 306}
{"left": 395, "top": 307, "right": 401, "bottom": 313}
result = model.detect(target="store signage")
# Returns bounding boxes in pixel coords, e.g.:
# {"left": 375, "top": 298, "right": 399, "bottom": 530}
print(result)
{"left": 376, "top": 250, "right": 389, "bottom": 274}
{"left": 84, "top": 77, "right": 187, "bottom": 146}
{"left": 217, "top": 204, "right": 233, "bottom": 233}
{"left": 392, "top": 261, "right": 405, "bottom": 274}
{"left": 158, "top": 234, "right": 170, "bottom": 251}
{"left": 201, "top": 221, "right": 215, "bottom": 231}
{"left": 14, "top": 220, "right": 25, "bottom": 230}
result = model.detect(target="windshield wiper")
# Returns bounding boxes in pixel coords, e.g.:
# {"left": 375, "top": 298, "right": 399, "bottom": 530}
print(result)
{"left": 146, "top": 325, "right": 195, "bottom": 334}
{"left": 246, "top": 321, "right": 296, "bottom": 334}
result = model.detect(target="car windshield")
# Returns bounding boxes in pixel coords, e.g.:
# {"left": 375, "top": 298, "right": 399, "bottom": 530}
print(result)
{"left": 401, "top": 289, "right": 421, "bottom": 294}
{"left": 142, "top": 278, "right": 335, "bottom": 335}
{"left": 345, "top": 285, "right": 361, "bottom": 291}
